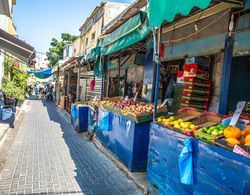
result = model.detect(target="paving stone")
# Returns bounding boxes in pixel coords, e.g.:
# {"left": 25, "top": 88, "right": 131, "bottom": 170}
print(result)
{"left": 0, "top": 100, "right": 140, "bottom": 194}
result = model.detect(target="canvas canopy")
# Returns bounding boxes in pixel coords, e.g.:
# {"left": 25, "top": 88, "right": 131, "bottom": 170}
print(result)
{"left": 148, "top": 0, "right": 212, "bottom": 27}
{"left": 27, "top": 68, "right": 52, "bottom": 79}
{"left": 100, "top": 11, "right": 151, "bottom": 56}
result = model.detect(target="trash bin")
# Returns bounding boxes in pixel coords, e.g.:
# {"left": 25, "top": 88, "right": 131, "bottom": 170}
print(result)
{"left": 71, "top": 105, "right": 88, "bottom": 133}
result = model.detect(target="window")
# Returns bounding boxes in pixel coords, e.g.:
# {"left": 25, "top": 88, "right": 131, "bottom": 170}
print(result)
{"left": 85, "top": 38, "right": 88, "bottom": 46}
{"left": 91, "top": 32, "right": 96, "bottom": 41}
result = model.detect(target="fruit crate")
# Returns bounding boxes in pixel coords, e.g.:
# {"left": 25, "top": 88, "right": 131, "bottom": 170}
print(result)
{"left": 182, "top": 96, "right": 209, "bottom": 102}
{"left": 181, "top": 99, "right": 209, "bottom": 106}
{"left": 215, "top": 139, "right": 250, "bottom": 153}
{"left": 127, "top": 112, "right": 153, "bottom": 124}
{"left": 182, "top": 91, "right": 210, "bottom": 99}
{"left": 175, "top": 107, "right": 201, "bottom": 122}
{"left": 184, "top": 84, "right": 210, "bottom": 91}
{"left": 184, "top": 81, "right": 210, "bottom": 88}
{"left": 183, "top": 88, "right": 210, "bottom": 95}
{"left": 184, "top": 77, "right": 211, "bottom": 85}
{"left": 195, "top": 130, "right": 224, "bottom": 143}
{"left": 193, "top": 112, "right": 222, "bottom": 128}
{"left": 181, "top": 103, "right": 208, "bottom": 110}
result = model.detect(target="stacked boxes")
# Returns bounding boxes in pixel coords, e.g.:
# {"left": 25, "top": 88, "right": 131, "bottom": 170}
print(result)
{"left": 181, "top": 63, "right": 211, "bottom": 111}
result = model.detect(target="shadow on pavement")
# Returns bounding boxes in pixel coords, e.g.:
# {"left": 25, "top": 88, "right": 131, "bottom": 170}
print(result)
{"left": 41, "top": 100, "right": 140, "bottom": 195}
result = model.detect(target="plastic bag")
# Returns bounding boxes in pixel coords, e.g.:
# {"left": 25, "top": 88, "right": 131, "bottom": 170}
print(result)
{"left": 71, "top": 106, "right": 78, "bottom": 130}
{"left": 2, "top": 108, "right": 13, "bottom": 121}
{"left": 100, "top": 111, "right": 112, "bottom": 131}
{"left": 178, "top": 138, "right": 194, "bottom": 185}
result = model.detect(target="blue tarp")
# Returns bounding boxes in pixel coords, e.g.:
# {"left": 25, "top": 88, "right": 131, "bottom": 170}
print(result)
{"left": 27, "top": 68, "right": 52, "bottom": 79}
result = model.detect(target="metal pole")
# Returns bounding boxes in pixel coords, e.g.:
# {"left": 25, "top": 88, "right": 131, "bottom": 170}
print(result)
{"left": 76, "top": 63, "right": 80, "bottom": 101}
{"left": 153, "top": 27, "right": 161, "bottom": 120}
{"left": 101, "top": 56, "right": 105, "bottom": 100}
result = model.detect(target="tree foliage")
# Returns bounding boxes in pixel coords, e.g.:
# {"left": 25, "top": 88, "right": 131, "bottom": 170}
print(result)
{"left": 46, "top": 33, "right": 77, "bottom": 67}
{"left": 2, "top": 57, "right": 29, "bottom": 100}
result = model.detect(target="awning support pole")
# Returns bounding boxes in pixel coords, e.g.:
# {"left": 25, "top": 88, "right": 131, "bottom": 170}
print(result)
{"left": 218, "top": 35, "right": 234, "bottom": 114}
{"left": 153, "top": 27, "right": 161, "bottom": 120}
{"left": 76, "top": 63, "right": 81, "bottom": 101}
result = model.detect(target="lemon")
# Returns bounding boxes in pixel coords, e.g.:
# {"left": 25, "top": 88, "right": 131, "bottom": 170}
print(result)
{"left": 173, "top": 121, "right": 179, "bottom": 126}
{"left": 169, "top": 116, "right": 175, "bottom": 121}
{"left": 174, "top": 124, "right": 181, "bottom": 129}
{"left": 190, "top": 124, "right": 196, "bottom": 130}
{"left": 182, "top": 123, "right": 189, "bottom": 129}
{"left": 157, "top": 118, "right": 162, "bottom": 123}
{"left": 178, "top": 119, "right": 183, "bottom": 123}
{"left": 180, "top": 122, "right": 185, "bottom": 128}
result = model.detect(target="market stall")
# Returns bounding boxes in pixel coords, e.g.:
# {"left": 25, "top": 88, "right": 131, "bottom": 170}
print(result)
{"left": 146, "top": 1, "right": 249, "bottom": 194}
{"left": 95, "top": 97, "right": 167, "bottom": 171}
{"left": 91, "top": 9, "right": 158, "bottom": 171}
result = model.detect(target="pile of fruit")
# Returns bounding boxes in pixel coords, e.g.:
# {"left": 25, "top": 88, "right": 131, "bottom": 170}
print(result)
{"left": 224, "top": 125, "right": 250, "bottom": 147}
{"left": 114, "top": 100, "right": 136, "bottom": 110}
{"left": 123, "top": 103, "right": 154, "bottom": 115}
{"left": 157, "top": 116, "right": 198, "bottom": 136}
{"left": 74, "top": 101, "right": 88, "bottom": 106}
{"left": 101, "top": 99, "right": 155, "bottom": 116}
{"left": 199, "top": 124, "right": 225, "bottom": 137}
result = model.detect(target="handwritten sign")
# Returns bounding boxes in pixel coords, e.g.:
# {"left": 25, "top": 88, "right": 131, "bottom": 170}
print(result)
{"left": 229, "top": 101, "right": 246, "bottom": 126}
{"left": 161, "top": 99, "right": 168, "bottom": 108}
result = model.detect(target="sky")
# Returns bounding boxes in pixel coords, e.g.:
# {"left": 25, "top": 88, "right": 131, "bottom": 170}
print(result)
{"left": 13, "top": 0, "right": 134, "bottom": 54}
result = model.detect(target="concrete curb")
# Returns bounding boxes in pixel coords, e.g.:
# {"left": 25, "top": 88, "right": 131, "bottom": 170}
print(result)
{"left": 93, "top": 136, "right": 149, "bottom": 195}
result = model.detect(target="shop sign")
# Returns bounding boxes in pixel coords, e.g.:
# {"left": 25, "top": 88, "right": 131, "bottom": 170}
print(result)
{"left": 229, "top": 101, "right": 247, "bottom": 126}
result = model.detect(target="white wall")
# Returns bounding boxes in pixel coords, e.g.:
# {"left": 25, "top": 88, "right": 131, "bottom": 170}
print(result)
{"left": 0, "top": 51, "right": 5, "bottom": 89}
{"left": 0, "top": 15, "right": 8, "bottom": 31}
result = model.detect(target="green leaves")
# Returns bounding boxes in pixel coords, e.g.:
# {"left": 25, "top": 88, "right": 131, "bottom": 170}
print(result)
{"left": 46, "top": 33, "right": 77, "bottom": 67}
{"left": 2, "top": 57, "right": 28, "bottom": 100}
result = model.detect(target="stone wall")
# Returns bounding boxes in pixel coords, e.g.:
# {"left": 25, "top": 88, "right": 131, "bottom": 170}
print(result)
{"left": 209, "top": 52, "right": 224, "bottom": 113}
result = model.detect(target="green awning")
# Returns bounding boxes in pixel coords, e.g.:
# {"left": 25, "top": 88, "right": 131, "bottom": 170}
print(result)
{"left": 100, "top": 11, "right": 152, "bottom": 56}
{"left": 148, "top": 0, "right": 212, "bottom": 27}
{"left": 85, "top": 46, "right": 100, "bottom": 62}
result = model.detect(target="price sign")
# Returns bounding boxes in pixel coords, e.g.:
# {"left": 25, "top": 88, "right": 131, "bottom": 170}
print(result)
{"left": 160, "top": 99, "right": 168, "bottom": 108}
{"left": 229, "top": 101, "right": 246, "bottom": 126}
{"left": 125, "top": 96, "right": 129, "bottom": 101}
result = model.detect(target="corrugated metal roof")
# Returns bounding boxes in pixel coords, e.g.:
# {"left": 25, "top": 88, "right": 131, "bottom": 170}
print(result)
{"left": 102, "top": 0, "right": 147, "bottom": 35}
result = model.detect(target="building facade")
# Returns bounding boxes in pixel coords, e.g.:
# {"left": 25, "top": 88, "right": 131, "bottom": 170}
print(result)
{"left": 79, "top": 2, "right": 128, "bottom": 55}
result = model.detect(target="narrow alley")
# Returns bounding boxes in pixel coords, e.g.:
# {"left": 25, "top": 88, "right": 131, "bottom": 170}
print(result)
{"left": 0, "top": 100, "right": 140, "bottom": 195}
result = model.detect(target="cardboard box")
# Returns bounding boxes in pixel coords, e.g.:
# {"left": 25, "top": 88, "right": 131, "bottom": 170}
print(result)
{"left": 183, "top": 63, "right": 209, "bottom": 80}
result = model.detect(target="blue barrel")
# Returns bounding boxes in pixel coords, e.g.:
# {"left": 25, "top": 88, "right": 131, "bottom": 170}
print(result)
{"left": 96, "top": 108, "right": 151, "bottom": 172}
{"left": 71, "top": 105, "right": 88, "bottom": 133}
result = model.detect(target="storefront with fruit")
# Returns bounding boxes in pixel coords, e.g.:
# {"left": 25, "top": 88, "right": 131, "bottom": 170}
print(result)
{"left": 92, "top": 11, "right": 163, "bottom": 171}
{"left": 146, "top": 0, "right": 250, "bottom": 194}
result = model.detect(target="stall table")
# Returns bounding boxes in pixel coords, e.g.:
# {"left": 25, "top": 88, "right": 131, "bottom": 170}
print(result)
{"left": 147, "top": 123, "right": 250, "bottom": 194}
{"left": 96, "top": 108, "right": 151, "bottom": 172}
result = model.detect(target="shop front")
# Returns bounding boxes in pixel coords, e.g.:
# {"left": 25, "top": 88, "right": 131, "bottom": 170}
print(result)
{"left": 146, "top": 1, "right": 250, "bottom": 194}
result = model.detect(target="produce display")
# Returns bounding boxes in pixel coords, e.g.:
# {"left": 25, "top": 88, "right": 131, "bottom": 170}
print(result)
{"left": 199, "top": 124, "right": 225, "bottom": 136}
{"left": 100, "top": 98, "right": 166, "bottom": 123}
{"left": 224, "top": 125, "right": 250, "bottom": 147}
{"left": 157, "top": 115, "right": 198, "bottom": 136}
{"left": 73, "top": 101, "right": 88, "bottom": 106}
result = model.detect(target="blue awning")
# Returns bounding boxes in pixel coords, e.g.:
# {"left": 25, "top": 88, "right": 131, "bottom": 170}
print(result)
{"left": 27, "top": 68, "right": 52, "bottom": 79}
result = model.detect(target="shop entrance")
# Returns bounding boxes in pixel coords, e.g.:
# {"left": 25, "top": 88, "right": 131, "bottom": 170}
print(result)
{"left": 227, "top": 55, "right": 250, "bottom": 112}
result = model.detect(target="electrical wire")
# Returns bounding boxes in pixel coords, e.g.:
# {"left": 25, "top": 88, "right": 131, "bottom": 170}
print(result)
{"left": 162, "top": 9, "right": 231, "bottom": 44}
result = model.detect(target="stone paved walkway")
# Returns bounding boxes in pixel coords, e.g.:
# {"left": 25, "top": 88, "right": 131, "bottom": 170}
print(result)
{"left": 0, "top": 100, "right": 140, "bottom": 195}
